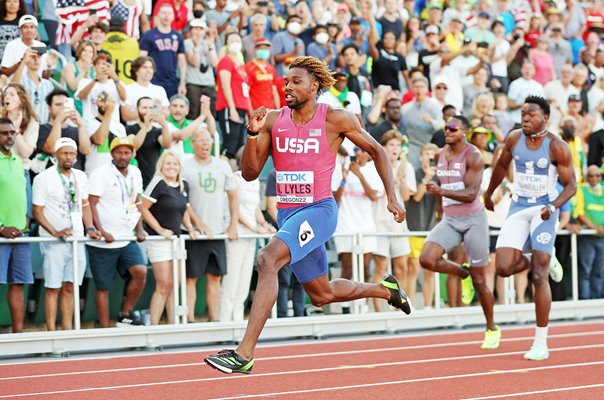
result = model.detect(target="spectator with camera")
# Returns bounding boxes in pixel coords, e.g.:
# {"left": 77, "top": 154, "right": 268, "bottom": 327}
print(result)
{"left": 12, "top": 48, "right": 54, "bottom": 124}
{"left": 168, "top": 94, "right": 218, "bottom": 161}
{"left": 76, "top": 53, "right": 126, "bottom": 129}
{"left": 32, "top": 138, "right": 100, "bottom": 331}
{"left": 34, "top": 89, "right": 90, "bottom": 172}
{"left": 64, "top": 42, "right": 96, "bottom": 116}
{"left": 0, "top": 117, "right": 32, "bottom": 333}
{"left": 87, "top": 137, "right": 147, "bottom": 327}
{"left": 85, "top": 94, "right": 127, "bottom": 175}
{"left": 184, "top": 19, "right": 217, "bottom": 120}
{"left": 127, "top": 96, "right": 173, "bottom": 188}
{"left": 1, "top": 15, "right": 47, "bottom": 78}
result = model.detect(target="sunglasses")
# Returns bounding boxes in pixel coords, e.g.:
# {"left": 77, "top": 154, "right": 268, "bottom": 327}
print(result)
{"left": 587, "top": 174, "right": 602, "bottom": 178}
{"left": 445, "top": 125, "right": 461, "bottom": 132}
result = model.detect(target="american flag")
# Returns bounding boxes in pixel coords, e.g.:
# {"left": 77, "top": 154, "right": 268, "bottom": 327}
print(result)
{"left": 55, "top": 0, "right": 110, "bottom": 45}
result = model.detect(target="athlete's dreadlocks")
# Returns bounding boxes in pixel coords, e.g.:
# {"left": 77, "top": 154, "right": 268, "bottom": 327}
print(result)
{"left": 289, "top": 56, "right": 336, "bottom": 91}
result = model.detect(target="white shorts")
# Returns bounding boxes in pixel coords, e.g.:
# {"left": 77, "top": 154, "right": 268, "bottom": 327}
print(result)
{"left": 496, "top": 205, "right": 559, "bottom": 255}
{"left": 146, "top": 240, "right": 175, "bottom": 263}
{"left": 40, "top": 242, "right": 87, "bottom": 289}
{"left": 374, "top": 236, "right": 411, "bottom": 258}
{"left": 334, "top": 234, "right": 377, "bottom": 254}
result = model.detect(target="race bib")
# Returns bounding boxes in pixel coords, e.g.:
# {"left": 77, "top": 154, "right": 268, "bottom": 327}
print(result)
{"left": 276, "top": 171, "right": 314, "bottom": 205}
{"left": 514, "top": 172, "right": 547, "bottom": 200}
{"left": 441, "top": 181, "right": 465, "bottom": 207}
{"left": 122, "top": 203, "right": 141, "bottom": 230}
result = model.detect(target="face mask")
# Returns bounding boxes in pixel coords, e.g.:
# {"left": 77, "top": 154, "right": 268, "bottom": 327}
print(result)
{"left": 228, "top": 41, "right": 242, "bottom": 53}
{"left": 256, "top": 48, "right": 270, "bottom": 60}
{"left": 561, "top": 126, "right": 575, "bottom": 141}
{"left": 193, "top": 10, "right": 204, "bottom": 18}
{"left": 287, "top": 22, "right": 302, "bottom": 35}
{"left": 316, "top": 32, "right": 329, "bottom": 45}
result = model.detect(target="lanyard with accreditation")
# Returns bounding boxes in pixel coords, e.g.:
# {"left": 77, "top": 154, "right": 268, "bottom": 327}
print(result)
{"left": 57, "top": 167, "right": 82, "bottom": 230}
{"left": 114, "top": 168, "right": 141, "bottom": 230}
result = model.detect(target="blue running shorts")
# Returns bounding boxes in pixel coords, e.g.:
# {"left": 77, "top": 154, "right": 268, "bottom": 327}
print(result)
{"left": 274, "top": 198, "right": 337, "bottom": 284}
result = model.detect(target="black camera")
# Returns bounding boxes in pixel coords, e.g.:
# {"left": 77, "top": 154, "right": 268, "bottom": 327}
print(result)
{"left": 512, "top": 34, "right": 520, "bottom": 42}
{"left": 199, "top": 63, "right": 209, "bottom": 73}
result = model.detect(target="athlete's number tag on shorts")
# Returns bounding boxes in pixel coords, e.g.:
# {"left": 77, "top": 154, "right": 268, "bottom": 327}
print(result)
{"left": 298, "top": 220, "right": 315, "bottom": 247}
{"left": 515, "top": 172, "right": 547, "bottom": 200}
{"left": 441, "top": 181, "right": 465, "bottom": 207}
{"left": 276, "top": 171, "right": 314, "bottom": 204}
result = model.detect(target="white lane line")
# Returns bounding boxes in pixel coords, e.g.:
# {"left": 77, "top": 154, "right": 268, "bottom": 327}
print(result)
{"left": 2, "top": 330, "right": 603, "bottom": 381}
{"left": 207, "top": 361, "right": 604, "bottom": 400}
{"left": 3, "top": 320, "right": 602, "bottom": 367}
{"left": 461, "top": 383, "right": 604, "bottom": 399}
{"left": 1, "top": 344, "right": 603, "bottom": 399}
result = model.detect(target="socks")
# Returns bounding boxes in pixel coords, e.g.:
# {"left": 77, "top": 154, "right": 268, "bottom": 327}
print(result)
{"left": 532, "top": 326, "right": 549, "bottom": 348}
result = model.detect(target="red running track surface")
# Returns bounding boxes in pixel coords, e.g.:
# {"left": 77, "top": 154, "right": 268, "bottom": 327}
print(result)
{"left": 1, "top": 321, "right": 604, "bottom": 400}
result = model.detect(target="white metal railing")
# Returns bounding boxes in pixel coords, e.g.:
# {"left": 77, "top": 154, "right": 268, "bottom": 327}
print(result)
{"left": 0, "top": 229, "right": 597, "bottom": 328}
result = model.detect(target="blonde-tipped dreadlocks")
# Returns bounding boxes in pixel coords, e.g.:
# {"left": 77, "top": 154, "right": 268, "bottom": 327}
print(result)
{"left": 289, "top": 56, "right": 336, "bottom": 91}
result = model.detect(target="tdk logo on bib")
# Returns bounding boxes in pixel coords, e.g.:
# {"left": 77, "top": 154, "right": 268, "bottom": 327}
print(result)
{"left": 275, "top": 137, "right": 319, "bottom": 154}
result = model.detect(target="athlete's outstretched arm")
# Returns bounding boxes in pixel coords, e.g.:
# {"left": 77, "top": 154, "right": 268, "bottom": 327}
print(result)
{"left": 428, "top": 152, "right": 484, "bottom": 203}
{"left": 240, "top": 107, "right": 277, "bottom": 181}
{"left": 484, "top": 130, "right": 519, "bottom": 210}
{"left": 329, "top": 108, "right": 406, "bottom": 222}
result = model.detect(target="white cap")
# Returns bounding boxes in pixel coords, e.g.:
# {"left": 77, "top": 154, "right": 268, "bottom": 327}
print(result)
{"left": 189, "top": 19, "right": 207, "bottom": 29}
{"left": 432, "top": 75, "right": 449, "bottom": 89}
{"left": 19, "top": 15, "right": 38, "bottom": 28}
{"left": 425, "top": 25, "right": 439, "bottom": 35}
{"left": 54, "top": 137, "right": 78, "bottom": 153}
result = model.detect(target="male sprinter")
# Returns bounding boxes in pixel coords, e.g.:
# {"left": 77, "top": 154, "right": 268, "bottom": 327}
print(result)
{"left": 420, "top": 115, "right": 500, "bottom": 349}
{"left": 484, "top": 96, "right": 576, "bottom": 360}
{"left": 204, "top": 56, "right": 410, "bottom": 374}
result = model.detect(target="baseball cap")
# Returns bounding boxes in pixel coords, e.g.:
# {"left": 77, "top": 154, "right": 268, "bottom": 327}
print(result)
{"left": 254, "top": 37, "right": 271, "bottom": 47}
{"left": 110, "top": 137, "right": 136, "bottom": 152}
{"left": 429, "top": 2, "right": 442, "bottom": 9}
{"left": 332, "top": 69, "right": 347, "bottom": 78}
{"left": 189, "top": 18, "right": 207, "bottom": 29}
{"left": 19, "top": 15, "right": 38, "bottom": 28}
{"left": 350, "top": 16, "right": 363, "bottom": 24}
{"left": 425, "top": 25, "right": 439, "bottom": 35}
{"left": 449, "top": 11, "right": 463, "bottom": 22}
{"left": 568, "top": 94, "right": 582, "bottom": 102}
{"left": 478, "top": 11, "right": 490, "bottom": 19}
{"left": 54, "top": 137, "right": 78, "bottom": 153}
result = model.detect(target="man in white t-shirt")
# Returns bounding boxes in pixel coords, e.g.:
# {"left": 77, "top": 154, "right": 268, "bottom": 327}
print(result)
{"left": 507, "top": 60, "right": 545, "bottom": 124}
{"left": 75, "top": 53, "right": 127, "bottom": 129}
{"left": 84, "top": 94, "right": 127, "bottom": 175}
{"left": 32, "top": 138, "right": 101, "bottom": 331}
{"left": 331, "top": 146, "right": 383, "bottom": 313}
{"left": 0, "top": 15, "right": 50, "bottom": 78}
{"left": 87, "top": 137, "right": 147, "bottom": 328}
{"left": 121, "top": 56, "right": 170, "bottom": 124}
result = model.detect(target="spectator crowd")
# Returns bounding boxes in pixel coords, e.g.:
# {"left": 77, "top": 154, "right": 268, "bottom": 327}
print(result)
{"left": 0, "top": 0, "right": 603, "bottom": 332}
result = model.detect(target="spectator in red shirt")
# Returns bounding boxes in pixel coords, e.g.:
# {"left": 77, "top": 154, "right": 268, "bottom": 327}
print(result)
{"left": 216, "top": 32, "right": 249, "bottom": 160}
{"left": 151, "top": 0, "right": 188, "bottom": 32}
{"left": 244, "top": 37, "right": 279, "bottom": 111}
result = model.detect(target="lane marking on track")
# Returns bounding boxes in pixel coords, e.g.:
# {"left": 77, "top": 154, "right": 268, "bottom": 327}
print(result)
{"left": 460, "top": 383, "right": 604, "bottom": 399}
{"left": 2, "top": 331, "right": 603, "bottom": 381}
{"left": 1, "top": 344, "right": 604, "bottom": 398}
{"left": 2, "top": 321, "right": 603, "bottom": 367}
{"left": 206, "top": 361, "right": 604, "bottom": 400}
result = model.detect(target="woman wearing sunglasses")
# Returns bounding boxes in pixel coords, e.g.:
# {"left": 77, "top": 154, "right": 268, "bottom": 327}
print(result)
{"left": 419, "top": 114, "right": 500, "bottom": 351}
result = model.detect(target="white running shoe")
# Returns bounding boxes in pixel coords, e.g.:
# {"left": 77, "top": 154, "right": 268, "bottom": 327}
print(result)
{"left": 524, "top": 345, "right": 549, "bottom": 361}
{"left": 548, "top": 253, "right": 563, "bottom": 283}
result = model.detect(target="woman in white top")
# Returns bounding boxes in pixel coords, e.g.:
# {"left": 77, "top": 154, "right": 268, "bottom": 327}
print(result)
{"left": 1, "top": 83, "right": 39, "bottom": 216}
{"left": 372, "top": 130, "right": 417, "bottom": 311}
{"left": 220, "top": 149, "right": 275, "bottom": 322}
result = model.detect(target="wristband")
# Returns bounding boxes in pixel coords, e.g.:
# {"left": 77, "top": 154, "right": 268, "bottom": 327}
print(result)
{"left": 339, "top": 179, "right": 346, "bottom": 188}
{"left": 247, "top": 134, "right": 258, "bottom": 140}
{"left": 85, "top": 226, "right": 96, "bottom": 232}
{"left": 247, "top": 126, "right": 259, "bottom": 136}
{"left": 546, "top": 204, "right": 556, "bottom": 214}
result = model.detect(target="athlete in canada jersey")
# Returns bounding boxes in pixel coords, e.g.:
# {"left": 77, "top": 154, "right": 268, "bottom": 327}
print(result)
{"left": 205, "top": 56, "right": 410, "bottom": 375}
{"left": 484, "top": 96, "right": 576, "bottom": 361}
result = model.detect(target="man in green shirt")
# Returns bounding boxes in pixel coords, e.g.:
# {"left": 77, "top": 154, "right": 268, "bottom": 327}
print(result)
{"left": 168, "top": 94, "right": 220, "bottom": 159}
{"left": 575, "top": 165, "right": 604, "bottom": 300}
{"left": 0, "top": 117, "right": 32, "bottom": 333}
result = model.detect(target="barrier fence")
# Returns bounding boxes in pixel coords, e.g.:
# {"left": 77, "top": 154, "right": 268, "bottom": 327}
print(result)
{"left": 0, "top": 229, "right": 602, "bottom": 357}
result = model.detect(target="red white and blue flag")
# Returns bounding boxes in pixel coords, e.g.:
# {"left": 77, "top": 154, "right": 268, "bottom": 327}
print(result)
{"left": 55, "top": 0, "right": 110, "bottom": 45}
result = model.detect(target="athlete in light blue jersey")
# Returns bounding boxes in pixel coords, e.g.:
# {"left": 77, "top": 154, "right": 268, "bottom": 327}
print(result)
{"left": 484, "top": 96, "right": 576, "bottom": 361}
